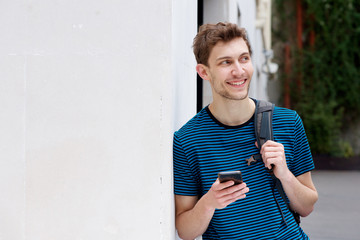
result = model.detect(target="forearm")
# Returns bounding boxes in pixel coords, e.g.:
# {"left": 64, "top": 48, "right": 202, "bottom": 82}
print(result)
{"left": 175, "top": 181, "right": 249, "bottom": 239}
{"left": 279, "top": 171, "right": 318, "bottom": 217}
{"left": 176, "top": 195, "right": 215, "bottom": 240}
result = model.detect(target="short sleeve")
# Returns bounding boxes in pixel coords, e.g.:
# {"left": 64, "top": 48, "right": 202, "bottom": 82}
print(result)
{"left": 173, "top": 133, "right": 199, "bottom": 196}
{"left": 291, "top": 112, "right": 315, "bottom": 176}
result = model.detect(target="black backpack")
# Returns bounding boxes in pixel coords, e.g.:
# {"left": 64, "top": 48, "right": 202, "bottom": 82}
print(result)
{"left": 253, "top": 100, "right": 301, "bottom": 226}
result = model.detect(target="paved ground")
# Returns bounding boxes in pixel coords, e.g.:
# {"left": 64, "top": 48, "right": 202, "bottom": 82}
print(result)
{"left": 301, "top": 170, "right": 360, "bottom": 240}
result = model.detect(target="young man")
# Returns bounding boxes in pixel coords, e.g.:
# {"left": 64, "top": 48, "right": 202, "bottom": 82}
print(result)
{"left": 173, "top": 22, "right": 318, "bottom": 239}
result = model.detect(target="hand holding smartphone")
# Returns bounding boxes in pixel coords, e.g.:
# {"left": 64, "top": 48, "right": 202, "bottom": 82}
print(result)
{"left": 218, "top": 170, "right": 243, "bottom": 185}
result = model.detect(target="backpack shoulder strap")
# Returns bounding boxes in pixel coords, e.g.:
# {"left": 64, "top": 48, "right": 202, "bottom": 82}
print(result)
{"left": 254, "top": 100, "right": 275, "bottom": 149}
{"left": 253, "top": 99, "right": 301, "bottom": 225}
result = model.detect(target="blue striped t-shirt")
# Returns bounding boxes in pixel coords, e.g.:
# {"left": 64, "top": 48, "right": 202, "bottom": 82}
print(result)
{"left": 173, "top": 102, "right": 314, "bottom": 239}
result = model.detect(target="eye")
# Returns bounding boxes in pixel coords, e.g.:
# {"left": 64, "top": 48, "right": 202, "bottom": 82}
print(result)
{"left": 220, "top": 60, "right": 231, "bottom": 65}
{"left": 240, "top": 56, "right": 250, "bottom": 63}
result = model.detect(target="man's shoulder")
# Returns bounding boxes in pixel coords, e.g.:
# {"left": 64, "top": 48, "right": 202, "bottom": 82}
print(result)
{"left": 175, "top": 107, "right": 211, "bottom": 138}
{"left": 272, "top": 105, "right": 303, "bottom": 133}
{"left": 273, "top": 105, "right": 298, "bottom": 120}
{"left": 254, "top": 99, "right": 297, "bottom": 118}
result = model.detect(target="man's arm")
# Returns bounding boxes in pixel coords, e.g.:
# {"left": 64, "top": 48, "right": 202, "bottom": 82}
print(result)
{"left": 280, "top": 171, "right": 318, "bottom": 217}
{"left": 260, "top": 140, "right": 318, "bottom": 217}
{"left": 175, "top": 195, "right": 213, "bottom": 240}
{"left": 175, "top": 180, "right": 249, "bottom": 240}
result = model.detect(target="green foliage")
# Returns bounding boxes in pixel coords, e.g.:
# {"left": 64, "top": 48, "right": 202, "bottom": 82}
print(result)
{"left": 274, "top": 0, "right": 360, "bottom": 156}
{"left": 297, "top": 99, "right": 343, "bottom": 155}
{"left": 338, "top": 140, "right": 355, "bottom": 158}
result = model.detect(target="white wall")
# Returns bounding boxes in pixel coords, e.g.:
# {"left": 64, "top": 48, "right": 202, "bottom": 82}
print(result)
{"left": 172, "top": 1, "right": 198, "bottom": 131}
{"left": 0, "top": 0, "right": 197, "bottom": 239}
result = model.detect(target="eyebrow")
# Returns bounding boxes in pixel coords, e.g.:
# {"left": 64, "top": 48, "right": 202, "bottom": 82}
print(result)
{"left": 215, "top": 52, "right": 249, "bottom": 62}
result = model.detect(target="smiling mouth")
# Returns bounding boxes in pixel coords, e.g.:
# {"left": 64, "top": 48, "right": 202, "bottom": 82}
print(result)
{"left": 228, "top": 79, "right": 246, "bottom": 86}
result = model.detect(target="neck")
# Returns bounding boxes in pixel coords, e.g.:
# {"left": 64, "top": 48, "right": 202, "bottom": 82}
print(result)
{"left": 209, "top": 97, "right": 255, "bottom": 126}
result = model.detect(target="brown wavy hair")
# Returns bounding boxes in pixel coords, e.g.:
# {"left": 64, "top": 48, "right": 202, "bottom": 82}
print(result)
{"left": 193, "top": 22, "right": 252, "bottom": 66}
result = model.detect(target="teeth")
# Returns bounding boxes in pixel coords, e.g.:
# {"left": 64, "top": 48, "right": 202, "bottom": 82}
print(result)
{"left": 230, "top": 80, "right": 245, "bottom": 85}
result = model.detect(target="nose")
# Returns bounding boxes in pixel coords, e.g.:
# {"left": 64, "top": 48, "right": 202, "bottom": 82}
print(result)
{"left": 232, "top": 62, "right": 245, "bottom": 76}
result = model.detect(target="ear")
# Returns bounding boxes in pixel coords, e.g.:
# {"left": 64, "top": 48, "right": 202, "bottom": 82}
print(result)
{"left": 196, "top": 64, "right": 211, "bottom": 81}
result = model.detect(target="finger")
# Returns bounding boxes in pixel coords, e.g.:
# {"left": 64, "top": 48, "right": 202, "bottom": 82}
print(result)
{"left": 263, "top": 145, "right": 285, "bottom": 157}
{"left": 265, "top": 158, "right": 277, "bottom": 170}
{"left": 235, "top": 187, "right": 249, "bottom": 199}
{"left": 221, "top": 183, "right": 247, "bottom": 197}
{"left": 263, "top": 146, "right": 279, "bottom": 152}
{"left": 264, "top": 142, "right": 284, "bottom": 151}
{"left": 264, "top": 151, "right": 282, "bottom": 160}
{"left": 214, "top": 179, "right": 235, "bottom": 191}
{"left": 225, "top": 186, "right": 250, "bottom": 202}
{"left": 227, "top": 182, "right": 247, "bottom": 192}
{"left": 262, "top": 141, "right": 282, "bottom": 149}
{"left": 260, "top": 140, "right": 274, "bottom": 154}
{"left": 266, "top": 164, "right": 274, "bottom": 171}
{"left": 261, "top": 155, "right": 271, "bottom": 169}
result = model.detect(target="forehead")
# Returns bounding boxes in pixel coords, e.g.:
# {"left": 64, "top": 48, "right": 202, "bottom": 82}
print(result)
{"left": 209, "top": 37, "right": 249, "bottom": 61}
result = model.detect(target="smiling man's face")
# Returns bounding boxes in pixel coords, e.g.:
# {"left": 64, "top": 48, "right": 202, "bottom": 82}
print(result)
{"left": 201, "top": 37, "right": 254, "bottom": 101}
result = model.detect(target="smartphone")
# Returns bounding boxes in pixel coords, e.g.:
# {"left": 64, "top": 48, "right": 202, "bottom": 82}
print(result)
{"left": 218, "top": 170, "right": 243, "bottom": 185}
